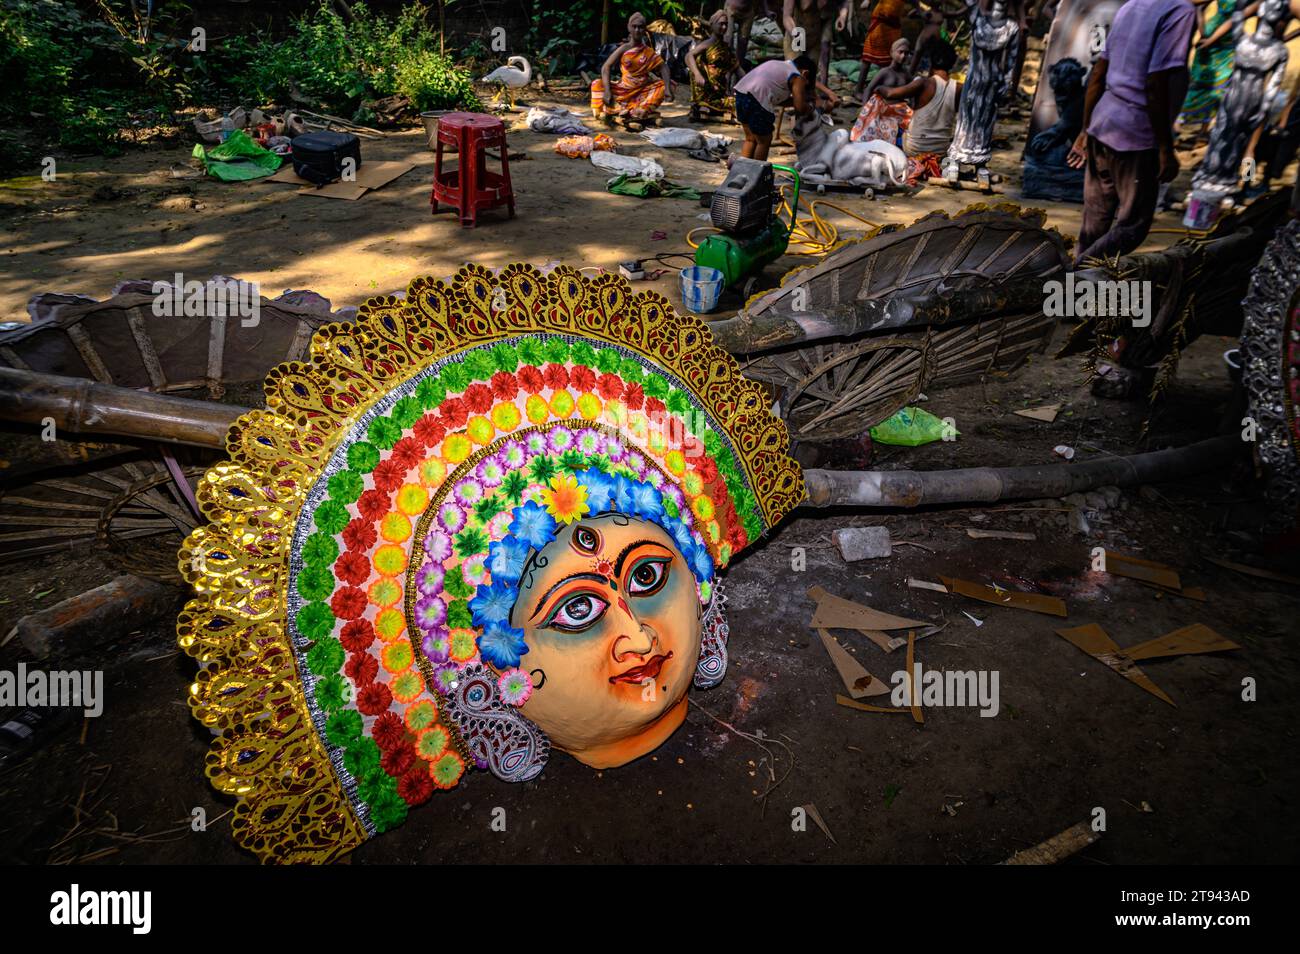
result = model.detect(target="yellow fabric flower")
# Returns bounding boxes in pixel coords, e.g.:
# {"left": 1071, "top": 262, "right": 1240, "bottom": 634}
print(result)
{"left": 467, "top": 415, "right": 495, "bottom": 445}
{"left": 525, "top": 394, "right": 550, "bottom": 424}
{"left": 577, "top": 393, "right": 602, "bottom": 420}
{"left": 419, "top": 457, "right": 446, "bottom": 487}
{"left": 442, "top": 433, "right": 472, "bottom": 463}
{"left": 491, "top": 402, "right": 522, "bottom": 431}
{"left": 549, "top": 389, "right": 575, "bottom": 418}
{"left": 396, "top": 483, "right": 428, "bottom": 516}
{"left": 542, "top": 472, "right": 590, "bottom": 524}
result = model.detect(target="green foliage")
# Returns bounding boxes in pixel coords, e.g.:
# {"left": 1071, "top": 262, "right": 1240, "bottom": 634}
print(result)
{"left": 234, "top": 2, "right": 479, "bottom": 118}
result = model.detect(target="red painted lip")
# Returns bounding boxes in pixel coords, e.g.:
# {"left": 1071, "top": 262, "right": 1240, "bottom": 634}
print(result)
{"left": 610, "top": 652, "right": 673, "bottom": 684}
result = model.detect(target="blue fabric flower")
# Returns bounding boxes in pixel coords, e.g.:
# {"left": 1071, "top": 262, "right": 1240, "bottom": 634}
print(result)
{"left": 477, "top": 621, "right": 529, "bottom": 669}
{"left": 470, "top": 580, "right": 518, "bottom": 627}
{"left": 612, "top": 474, "right": 634, "bottom": 512}
{"left": 627, "top": 480, "right": 663, "bottom": 521}
{"left": 487, "top": 536, "right": 530, "bottom": 585}
{"left": 508, "top": 499, "right": 557, "bottom": 550}
{"left": 579, "top": 468, "right": 617, "bottom": 514}
{"left": 690, "top": 543, "right": 714, "bottom": 583}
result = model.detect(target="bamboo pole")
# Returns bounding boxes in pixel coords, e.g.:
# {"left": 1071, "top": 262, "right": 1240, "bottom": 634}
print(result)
{"left": 0, "top": 368, "right": 240, "bottom": 449}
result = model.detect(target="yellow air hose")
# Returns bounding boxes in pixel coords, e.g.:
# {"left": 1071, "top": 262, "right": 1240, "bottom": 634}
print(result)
{"left": 685, "top": 184, "right": 882, "bottom": 257}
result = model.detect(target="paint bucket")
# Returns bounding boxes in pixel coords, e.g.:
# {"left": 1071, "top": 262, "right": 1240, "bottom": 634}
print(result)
{"left": 679, "top": 266, "right": 725, "bottom": 314}
{"left": 1183, "top": 191, "right": 1221, "bottom": 230}
{"left": 420, "top": 110, "right": 453, "bottom": 151}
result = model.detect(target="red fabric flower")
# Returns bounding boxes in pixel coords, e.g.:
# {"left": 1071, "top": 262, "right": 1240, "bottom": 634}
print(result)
{"left": 357, "top": 488, "right": 390, "bottom": 521}
{"left": 381, "top": 740, "right": 417, "bottom": 777}
{"left": 413, "top": 413, "right": 445, "bottom": 447}
{"left": 464, "top": 383, "right": 493, "bottom": 413}
{"left": 596, "top": 373, "right": 623, "bottom": 400}
{"left": 623, "top": 382, "right": 645, "bottom": 410}
{"left": 695, "top": 455, "right": 719, "bottom": 485}
{"left": 335, "top": 551, "right": 370, "bottom": 586}
{"left": 330, "top": 586, "right": 367, "bottom": 620}
{"left": 682, "top": 434, "right": 705, "bottom": 462}
{"left": 645, "top": 396, "right": 666, "bottom": 415}
{"left": 542, "top": 364, "right": 569, "bottom": 390}
{"left": 371, "top": 459, "right": 404, "bottom": 492}
{"left": 343, "top": 518, "right": 377, "bottom": 552}
{"left": 371, "top": 711, "right": 406, "bottom": 751}
{"left": 391, "top": 436, "right": 423, "bottom": 470}
{"left": 339, "top": 618, "right": 375, "bottom": 653}
{"left": 490, "top": 371, "right": 517, "bottom": 400}
{"left": 440, "top": 397, "right": 468, "bottom": 428}
{"left": 398, "top": 765, "right": 435, "bottom": 805}
{"left": 570, "top": 365, "right": 596, "bottom": 392}
{"left": 356, "top": 682, "right": 392, "bottom": 716}
{"left": 344, "top": 651, "right": 379, "bottom": 686}
{"left": 727, "top": 521, "right": 748, "bottom": 551}
{"left": 516, "top": 365, "right": 544, "bottom": 393}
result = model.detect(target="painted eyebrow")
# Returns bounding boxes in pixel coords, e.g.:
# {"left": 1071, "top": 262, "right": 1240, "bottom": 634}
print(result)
{"left": 529, "top": 573, "right": 609, "bottom": 622}
{"left": 614, "top": 539, "right": 671, "bottom": 579}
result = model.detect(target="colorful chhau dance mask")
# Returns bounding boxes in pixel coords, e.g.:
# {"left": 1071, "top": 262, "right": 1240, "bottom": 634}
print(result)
{"left": 179, "top": 265, "right": 804, "bottom": 862}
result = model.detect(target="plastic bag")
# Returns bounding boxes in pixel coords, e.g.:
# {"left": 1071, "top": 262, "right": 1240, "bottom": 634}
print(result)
{"left": 868, "top": 406, "right": 958, "bottom": 446}
{"left": 590, "top": 150, "right": 664, "bottom": 180}
{"left": 192, "top": 129, "right": 281, "bottom": 182}
{"left": 526, "top": 106, "right": 590, "bottom": 135}
{"left": 555, "top": 133, "right": 616, "bottom": 158}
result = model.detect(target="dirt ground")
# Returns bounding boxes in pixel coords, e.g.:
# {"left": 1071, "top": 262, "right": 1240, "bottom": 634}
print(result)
{"left": 1, "top": 60, "right": 1297, "bottom": 866}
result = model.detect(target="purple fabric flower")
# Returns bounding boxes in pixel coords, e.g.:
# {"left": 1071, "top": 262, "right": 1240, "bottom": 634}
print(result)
{"left": 476, "top": 457, "right": 505, "bottom": 488}
{"left": 416, "top": 561, "right": 445, "bottom": 597}
{"left": 626, "top": 451, "right": 646, "bottom": 475}
{"left": 422, "top": 629, "right": 451, "bottom": 663}
{"left": 604, "top": 437, "right": 625, "bottom": 461}
{"left": 454, "top": 479, "right": 483, "bottom": 507}
{"left": 499, "top": 440, "right": 526, "bottom": 470}
{"left": 433, "top": 662, "right": 462, "bottom": 693}
{"left": 576, "top": 428, "right": 601, "bottom": 456}
{"left": 438, "top": 502, "right": 466, "bottom": 534}
{"left": 547, "top": 428, "right": 574, "bottom": 454}
{"left": 414, "top": 595, "right": 447, "bottom": 630}
{"left": 525, "top": 432, "right": 548, "bottom": 456}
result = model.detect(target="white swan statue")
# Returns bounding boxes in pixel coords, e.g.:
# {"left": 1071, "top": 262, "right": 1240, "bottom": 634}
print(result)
{"left": 481, "top": 56, "right": 533, "bottom": 110}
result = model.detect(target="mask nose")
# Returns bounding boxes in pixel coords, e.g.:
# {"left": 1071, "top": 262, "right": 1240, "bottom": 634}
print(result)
{"left": 611, "top": 597, "right": 656, "bottom": 660}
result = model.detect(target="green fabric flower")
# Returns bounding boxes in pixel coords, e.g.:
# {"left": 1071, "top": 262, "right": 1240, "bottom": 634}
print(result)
{"left": 368, "top": 416, "right": 401, "bottom": 450}
{"left": 315, "top": 673, "right": 350, "bottom": 713}
{"left": 446, "top": 600, "right": 472, "bottom": 629}
{"left": 490, "top": 342, "right": 519, "bottom": 372}
{"left": 313, "top": 500, "right": 350, "bottom": 535}
{"left": 306, "top": 636, "right": 345, "bottom": 677}
{"left": 619, "top": 357, "right": 644, "bottom": 383}
{"left": 570, "top": 341, "right": 596, "bottom": 366}
{"left": 343, "top": 737, "right": 381, "bottom": 779}
{"left": 443, "top": 565, "right": 474, "bottom": 598}
{"left": 347, "top": 441, "right": 380, "bottom": 473}
{"left": 296, "top": 601, "right": 335, "bottom": 641}
{"left": 662, "top": 495, "right": 680, "bottom": 519}
{"left": 587, "top": 453, "right": 612, "bottom": 473}
{"left": 392, "top": 395, "right": 422, "bottom": 428}
{"left": 302, "top": 531, "right": 340, "bottom": 568}
{"left": 642, "top": 375, "right": 669, "bottom": 399}
{"left": 369, "top": 787, "right": 409, "bottom": 833}
{"left": 557, "top": 449, "right": 587, "bottom": 473}
{"left": 528, "top": 456, "right": 556, "bottom": 484}
{"left": 416, "top": 376, "right": 447, "bottom": 410}
{"left": 517, "top": 339, "right": 544, "bottom": 366}
{"left": 666, "top": 389, "right": 690, "bottom": 415}
{"left": 453, "top": 527, "right": 487, "bottom": 558}
{"left": 500, "top": 471, "right": 528, "bottom": 504}
{"left": 473, "top": 495, "right": 505, "bottom": 524}
{"left": 325, "top": 709, "right": 364, "bottom": 747}
{"left": 594, "top": 348, "right": 622, "bottom": 373}
{"left": 463, "top": 349, "right": 495, "bottom": 380}
{"left": 297, "top": 563, "right": 335, "bottom": 602}
{"left": 441, "top": 362, "right": 469, "bottom": 393}
{"left": 327, "top": 470, "right": 364, "bottom": 505}
{"left": 540, "top": 338, "right": 569, "bottom": 363}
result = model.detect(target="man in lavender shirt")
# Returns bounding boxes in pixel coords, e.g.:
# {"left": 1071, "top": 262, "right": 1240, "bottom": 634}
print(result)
{"left": 1065, "top": 0, "right": 1196, "bottom": 263}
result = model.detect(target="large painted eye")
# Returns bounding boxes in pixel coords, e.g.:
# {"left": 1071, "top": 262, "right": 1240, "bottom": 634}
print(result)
{"left": 627, "top": 557, "right": 670, "bottom": 597}
{"left": 547, "top": 592, "right": 610, "bottom": 633}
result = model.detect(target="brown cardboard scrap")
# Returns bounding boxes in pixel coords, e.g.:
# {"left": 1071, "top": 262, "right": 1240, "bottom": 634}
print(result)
{"left": 801, "top": 803, "right": 837, "bottom": 844}
{"left": 817, "top": 629, "right": 890, "bottom": 698}
{"left": 1004, "top": 821, "right": 1099, "bottom": 864}
{"left": 266, "top": 160, "right": 414, "bottom": 199}
{"left": 1013, "top": 403, "right": 1062, "bottom": 423}
{"left": 1124, "top": 623, "right": 1240, "bottom": 661}
{"left": 1204, "top": 555, "right": 1300, "bottom": 587}
{"left": 905, "top": 630, "right": 924, "bottom": 724}
{"left": 940, "top": 577, "right": 1068, "bottom": 617}
{"left": 835, "top": 694, "right": 910, "bottom": 715}
{"left": 1054, "top": 623, "right": 1174, "bottom": 706}
{"left": 807, "top": 585, "right": 930, "bottom": 631}
{"left": 966, "top": 528, "right": 1037, "bottom": 541}
{"left": 1102, "top": 550, "right": 1182, "bottom": 591}
{"left": 907, "top": 578, "right": 949, "bottom": 593}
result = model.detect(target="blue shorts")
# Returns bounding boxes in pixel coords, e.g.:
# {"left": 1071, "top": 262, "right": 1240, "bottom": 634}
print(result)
{"left": 735, "top": 91, "right": 775, "bottom": 137}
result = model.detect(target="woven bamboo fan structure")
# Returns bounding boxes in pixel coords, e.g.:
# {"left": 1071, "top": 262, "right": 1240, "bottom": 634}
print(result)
{"left": 0, "top": 279, "right": 352, "bottom": 579}
{"left": 725, "top": 205, "right": 1071, "bottom": 442}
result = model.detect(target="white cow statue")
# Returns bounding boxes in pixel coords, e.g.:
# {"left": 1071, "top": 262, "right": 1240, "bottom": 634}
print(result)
{"left": 791, "top": 111, "right": 907, "bottom": 190}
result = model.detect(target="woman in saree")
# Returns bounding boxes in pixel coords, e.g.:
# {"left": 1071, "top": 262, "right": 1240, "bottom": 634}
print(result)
{"left": 591, "top": 12, "right": 676, "bottom": 125}
{"left": 1179, "top": 1, "right": 1261, "bottom": 136}
{"left": 688, "top": 9, "right": 746, "bottom": 120}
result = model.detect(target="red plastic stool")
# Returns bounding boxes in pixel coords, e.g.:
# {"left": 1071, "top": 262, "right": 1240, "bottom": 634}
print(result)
{"left": 430, "top": 112, "right": 515, "bottom": 227}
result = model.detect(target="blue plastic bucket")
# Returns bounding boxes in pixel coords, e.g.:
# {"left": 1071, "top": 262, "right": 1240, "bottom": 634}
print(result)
{"left": 679, "top": 265, "right": 725, "bottom": 314}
